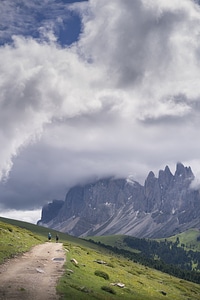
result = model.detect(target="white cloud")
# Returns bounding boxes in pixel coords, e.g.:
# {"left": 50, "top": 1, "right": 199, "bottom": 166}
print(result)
{"left": 1, "top": 0, "right": 200, "bottom": 214}
{"left": 0, "top": 209, "right": 41, "bottom": 224}
{"left": 0, "top": 34, "right": 104, "bottom": 179}
{"left": 80, "top": 0, "right": 200, "bottom": 98}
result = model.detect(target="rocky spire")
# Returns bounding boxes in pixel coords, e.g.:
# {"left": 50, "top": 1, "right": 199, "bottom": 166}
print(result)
{"left": 175, "top": 162, "right": 194, "bottom": 180}
{"left": 144, "top": 171, "right": 161, "bottom": 212}
{"left": 158, "top": 165, "right": 173, "bottom": 188}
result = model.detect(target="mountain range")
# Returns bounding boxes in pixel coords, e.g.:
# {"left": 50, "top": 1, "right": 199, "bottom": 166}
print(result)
{"left": 38, "top": 162, "right": 200, "bottom": 238}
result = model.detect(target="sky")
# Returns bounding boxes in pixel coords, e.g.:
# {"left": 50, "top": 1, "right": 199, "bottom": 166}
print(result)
{"left": 1, "top": 0, "right": 200, "bottom": 223}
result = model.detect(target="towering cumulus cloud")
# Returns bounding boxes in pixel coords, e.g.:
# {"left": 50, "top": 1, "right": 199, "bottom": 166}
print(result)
{"left": 1, "top": 0, "right": 200, "bottom": 217}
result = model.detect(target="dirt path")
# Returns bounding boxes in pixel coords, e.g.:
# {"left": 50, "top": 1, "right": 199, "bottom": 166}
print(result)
{"left": 0, "top": 242, "right": 66, "bottom": 300}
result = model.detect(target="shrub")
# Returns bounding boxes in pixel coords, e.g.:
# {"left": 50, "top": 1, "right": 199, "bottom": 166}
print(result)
{"left": 94, "top": 270, "right": 109, "bottom": 280}
{"left": 101, "top": 286, "right": 116, "bottom": 294}
{"left": 106, "top": 262, "right": 114, "bottom": 268}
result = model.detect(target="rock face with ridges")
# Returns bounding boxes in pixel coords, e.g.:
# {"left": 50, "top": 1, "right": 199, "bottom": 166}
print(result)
{"left": 38, "top": 163, "right": 200, "bottom": 238}
{"left": 39, "top": 200, "right": 64, "bottom": 224}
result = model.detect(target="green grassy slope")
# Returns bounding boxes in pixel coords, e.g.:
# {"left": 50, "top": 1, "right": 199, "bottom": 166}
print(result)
{"left": 1, "top": 217, "right": 200, "bottom": 299}
{"left": 86, "top": 233, "right": 200, "bottom": 284}
{"left": 0, "top": 220, "right": 43, "bottom": 263}
{"left": 86, "top": 235, "right": 130, "bottom": 249}
{"left": 86, "top": 230, "right": 200, "bottom": 252}
{"left": 58, "top": 241, "right": 200, "bottom": 300}
{"left": 162, "top": 228, "right": 200, "bottom": 251}
{"left": 0, "top": 216, "right": 70, "bottom": 242}
{"left": 0, "top": 216, "right": 102, "bottom": 253}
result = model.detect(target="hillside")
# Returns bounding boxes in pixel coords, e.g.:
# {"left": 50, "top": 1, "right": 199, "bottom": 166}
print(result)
{"left": 1, "top": 218, "right": 200, "bottom": 299}
{"left": 0, "top": 219, "right": 43, "bottom": 263}
{"left": 86, "top": 232, "right": 200, "bottom": 284}
{"left": 162, "top": 228, "right": 200, "bottom": 251}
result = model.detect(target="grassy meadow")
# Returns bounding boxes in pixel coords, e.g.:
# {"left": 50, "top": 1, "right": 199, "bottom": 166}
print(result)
{"left": 86, "top": 229, "right": 200, "bottom": 253}
{"left": 1, "top": 216, "right": 200, "bottom": 299}
{"left": 0, "top": 219, "right": 43, "bottom": 263}
{"left": 58, "top": 241, "right": 200, "bottom": 300}
{"left": 162, "top": 228, "right": 200, "bottom": 251}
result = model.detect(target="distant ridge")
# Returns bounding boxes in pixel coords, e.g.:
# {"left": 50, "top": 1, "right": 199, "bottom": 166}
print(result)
{"left": 38, "top": 163, "right": 200, "bottom": 238}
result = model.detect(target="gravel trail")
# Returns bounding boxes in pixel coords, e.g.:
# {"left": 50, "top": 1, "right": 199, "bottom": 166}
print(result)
{"left": 0, "top": 242, "right": 65, "bottom": 300}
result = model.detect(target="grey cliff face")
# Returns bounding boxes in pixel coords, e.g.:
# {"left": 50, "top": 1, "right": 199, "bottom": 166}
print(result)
{"left": 38, "top": 199, "right": 64, "bottom": 224}
{"left": 38, "top": 163, "right": 200, "bottom": 238}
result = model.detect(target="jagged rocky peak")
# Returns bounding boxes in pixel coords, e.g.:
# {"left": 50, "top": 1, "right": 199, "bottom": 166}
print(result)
{"left": 160, "top": 165, "right": 173, "bottom": 178}
{"left": 38, "top": 162, "right": 200, "bottom": 239}
{"left": 164, "top": 165, "right": 172, "bottom": 174}
{"left": 175, "top": 162, "right": 185, "bottom": 175}
{"left": 175, "top": 162, "right": 194, "bottom": 181}
{"left": 144, "top": 171, "right": 156, "bottom": 187}
{"left": 175, "top": 162, "right": 193, "bottom": 177}
{"left": 158, "top": 163, "right": 194, "bottom": 182}
{"left": 147, "top": 170, "right": 155, "bottom": 179}
{"left": 158, "top": 165, "right": 172, "bottom": 183}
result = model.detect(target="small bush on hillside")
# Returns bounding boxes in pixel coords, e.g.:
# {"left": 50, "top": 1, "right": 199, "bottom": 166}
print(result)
{"left": 69, "top": 283, "right": 93, "bottom": 294}
{"left": 106, "top": 262, "right": 115, "bottom": 268}
{"left": 94, "top": 270, "right": 109, "bottom": 280}
{"left": 101, "top": 286, "right": 116, "bottom": 294}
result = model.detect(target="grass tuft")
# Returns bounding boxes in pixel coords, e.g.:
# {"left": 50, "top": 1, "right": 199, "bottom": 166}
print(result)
{"left": 101, "top": 285, "right": 116, "bottom": 294}
{"left": 94, "top": 270, "right": 109, "bottom": 280}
